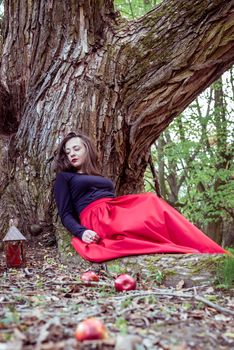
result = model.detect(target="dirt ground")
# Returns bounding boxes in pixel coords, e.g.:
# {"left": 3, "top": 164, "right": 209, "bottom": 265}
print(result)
{"left": 0, "top": 241, "right": 233, "bottom": 350}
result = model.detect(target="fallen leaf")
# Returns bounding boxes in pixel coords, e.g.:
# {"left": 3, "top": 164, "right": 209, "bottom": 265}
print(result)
{"left": 223, "top": 333, "right": 234, "bottom": 338}
{"left": 205, "top": 287, "right": 214, "bottom": 294}
{"left": 176, "top": 280, "right": 185, "bottom": 290}
{"left": 114, "top": 334, "right": 142, "bottom": 350}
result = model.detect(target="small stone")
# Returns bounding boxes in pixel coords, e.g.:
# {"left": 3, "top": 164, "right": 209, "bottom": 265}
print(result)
{"left": 29, "top": 224, "right": 43, "bottom": 236}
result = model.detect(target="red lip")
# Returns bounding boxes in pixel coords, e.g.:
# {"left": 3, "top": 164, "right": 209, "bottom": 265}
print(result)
{"left": 71, "top": 158, "right": 79, "bottom": 163}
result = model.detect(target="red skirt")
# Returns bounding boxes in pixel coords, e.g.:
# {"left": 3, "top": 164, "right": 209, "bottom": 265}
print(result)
{"left": 71, "top": 193, "right": 226, "bottom": 262}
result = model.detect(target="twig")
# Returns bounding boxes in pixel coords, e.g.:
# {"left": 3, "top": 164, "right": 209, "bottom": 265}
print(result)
{"left": 193, "top": 295, "right": 234, "bottom": 315}
{"left": 109, "top": 290, "right": 234, "bottom": 316}
{"left": 44, "top": 280, "right": 112, "bottom": 287}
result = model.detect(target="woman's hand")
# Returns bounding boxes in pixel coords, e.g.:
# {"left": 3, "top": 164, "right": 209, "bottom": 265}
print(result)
{"left": 82, "top": 230, "right": 100, "bottom": 244}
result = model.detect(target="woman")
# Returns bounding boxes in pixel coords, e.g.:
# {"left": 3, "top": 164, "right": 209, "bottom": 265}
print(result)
{"left": 54, "top": 132, "right": 226, "bottom": 262}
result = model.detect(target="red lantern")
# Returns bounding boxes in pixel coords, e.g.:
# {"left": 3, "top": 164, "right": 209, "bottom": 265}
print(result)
{"left": 3, "top": 226, "right": 27, "bottom": 268}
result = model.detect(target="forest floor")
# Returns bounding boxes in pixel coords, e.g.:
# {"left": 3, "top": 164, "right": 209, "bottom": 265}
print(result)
{"left": 0, "top": 240, "right": 234, "bottom": 350}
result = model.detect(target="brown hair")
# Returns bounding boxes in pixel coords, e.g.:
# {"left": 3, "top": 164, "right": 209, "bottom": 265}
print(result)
{"left": 54, "top": 132, "right": 101, "bottom": 175}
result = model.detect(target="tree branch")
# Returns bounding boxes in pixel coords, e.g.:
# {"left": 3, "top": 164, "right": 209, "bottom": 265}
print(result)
{"left": 116, "top": 0, "right": 234, "bottom": 164}
{"left": 148, "top": 153, "right": 161, "bottom": 197}
{"left": 111, "top": 289, "right": 234, "bottom": 316}
{"left": 127, "top": 0, "right": 135, "bottom": 19}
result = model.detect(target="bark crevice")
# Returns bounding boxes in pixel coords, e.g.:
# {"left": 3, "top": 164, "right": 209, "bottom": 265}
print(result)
{"left": 0, "top": 82, "right": 18, "bottom": 134}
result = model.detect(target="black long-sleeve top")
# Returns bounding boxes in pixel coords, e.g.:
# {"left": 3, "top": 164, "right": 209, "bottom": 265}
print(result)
{"left": 54, "top": 172, "right": 115, "bottom": 239}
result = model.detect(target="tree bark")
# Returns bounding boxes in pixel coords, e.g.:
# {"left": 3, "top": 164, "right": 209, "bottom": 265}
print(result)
{"left": 0, "top": 82, "right": 17, "bottom": 134}
{"left": 0, "top": 0, "right": 234, "bottom": 252}
{"left": 206, "top": 218, "right": 223, "bottom": 246}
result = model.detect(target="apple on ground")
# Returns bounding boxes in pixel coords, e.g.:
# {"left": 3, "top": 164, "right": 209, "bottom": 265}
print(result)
{"left": 81, "top": 271, "right": 99, "bottom": 282}
{"left": 114, "top": 274, "right": 137, "bottom": 291}
{"left": 75, "top": 317, "right": 108, "bottom": 341}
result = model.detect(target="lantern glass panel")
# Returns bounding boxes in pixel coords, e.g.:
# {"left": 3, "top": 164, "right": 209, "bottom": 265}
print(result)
{"left": 5, "top": 241, "right": 25, "bottom": 268}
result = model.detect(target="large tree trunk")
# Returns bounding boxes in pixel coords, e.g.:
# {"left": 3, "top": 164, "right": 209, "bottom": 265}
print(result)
{"left": 0, "top": 0, "right": 234, "bottom": 255}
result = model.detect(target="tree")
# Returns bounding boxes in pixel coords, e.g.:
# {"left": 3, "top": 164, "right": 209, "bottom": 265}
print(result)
{"left": 0, "top": 0, "right": 234, "bottom": 255}
{"left": 145, "top": 71, "right": 234, "bottom": 245}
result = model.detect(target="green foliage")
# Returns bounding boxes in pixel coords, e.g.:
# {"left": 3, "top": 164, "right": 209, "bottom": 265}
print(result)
{"left": 121, "top": 297, "right": 133, "bottom": 308}
{"left": 149, "top": 270, "right": 163, "bottom": 283}
{"left": 146, "top": 261, "right": 164, "bottom": 284}
{"left": 216, "top": 251, "right": 234, "bottom": 289}
{"left": 1, "top": 306, "right": 20, "bottom": 325}
{"left": 145, "top": 71, "right": 234, "bottom": 242}
{"left": 106, "top": 262, "right": 127, "bottom": 275}
{"left": 114, "top": 0, "right": 161, "bottom": 19}
{"left": 182, "top": 302, "right": 192, "bottom": 310}
{"left": 115, "top": 317, "right": 128, "bottom": 334}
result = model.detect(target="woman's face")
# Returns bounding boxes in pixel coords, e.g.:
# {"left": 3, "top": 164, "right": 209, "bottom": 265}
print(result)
{"left": 65, "top": 137, "right": 87, "bottom": 171}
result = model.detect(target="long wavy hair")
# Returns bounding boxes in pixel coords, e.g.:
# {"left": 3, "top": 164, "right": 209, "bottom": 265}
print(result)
{"left": 54, "top": 132, "right": 101, "bottom": 175}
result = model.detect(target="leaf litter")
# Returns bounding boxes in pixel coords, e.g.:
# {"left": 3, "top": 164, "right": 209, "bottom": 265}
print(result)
{"left": 0, "top": 243, "right": 233, "bottom": 350}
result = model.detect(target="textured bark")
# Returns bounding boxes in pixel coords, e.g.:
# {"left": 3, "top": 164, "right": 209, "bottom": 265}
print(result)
{"left": 0, "top": 0, "right": 234, "bottom": 253}
{"left": 206, "top": 219, "right": 223, "bottom": 246}
{"left": 0, "top": 82, "right": 17, "bottom": 134}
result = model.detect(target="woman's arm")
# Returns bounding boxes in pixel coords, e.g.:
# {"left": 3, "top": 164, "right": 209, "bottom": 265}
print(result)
{"left": 54, "top": 173, "right": 87, "bottom": 239}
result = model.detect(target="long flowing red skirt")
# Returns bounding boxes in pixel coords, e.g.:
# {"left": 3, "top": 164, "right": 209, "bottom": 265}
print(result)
{"left": 71, "top": 193, "right": 226, "bottom": 262}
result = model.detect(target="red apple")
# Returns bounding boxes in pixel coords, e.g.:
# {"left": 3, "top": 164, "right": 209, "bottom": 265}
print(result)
{"left": 81, "top": 271, "right": 99, "bottom": 282}
{"left": 114, "top": 274, "right": 136, "bottom": 292}
{"left": 75, "top": 318, "right": 108, "bottom": 341}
